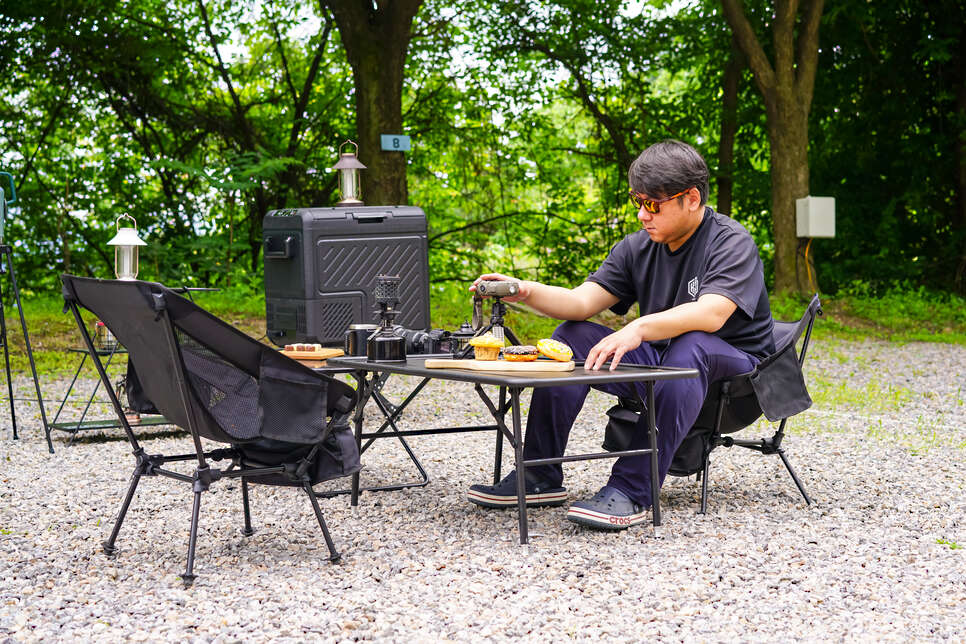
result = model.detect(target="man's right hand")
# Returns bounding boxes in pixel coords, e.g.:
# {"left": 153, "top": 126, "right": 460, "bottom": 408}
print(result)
{"left": 470, "top": 273, "right": 530, "bottom": 303}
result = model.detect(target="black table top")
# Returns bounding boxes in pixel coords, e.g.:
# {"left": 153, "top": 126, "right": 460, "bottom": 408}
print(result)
{"left": 326, "top": 355, "right": 698, "bottom": 388}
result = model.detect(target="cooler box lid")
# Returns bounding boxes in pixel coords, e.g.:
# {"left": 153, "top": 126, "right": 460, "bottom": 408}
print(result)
{"left": 265, "top": 206, "right": 426, "bottom": 235}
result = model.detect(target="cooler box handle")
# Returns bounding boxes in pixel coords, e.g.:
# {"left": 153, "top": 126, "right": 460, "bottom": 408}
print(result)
{"left": 264, "top": 235, "right": 297, "bottom": 259}
{"left": 352, "top": 212, "right": 387, "bottom": 223}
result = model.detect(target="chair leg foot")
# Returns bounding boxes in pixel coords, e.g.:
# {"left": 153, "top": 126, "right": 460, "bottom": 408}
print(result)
{"left": 103, "top": 469, "right": 143, "bottom": 556}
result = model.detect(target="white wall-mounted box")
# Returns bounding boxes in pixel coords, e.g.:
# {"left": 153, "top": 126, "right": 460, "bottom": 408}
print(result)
{"left": 796, "top": 196, "right": 836, "bottom": 238}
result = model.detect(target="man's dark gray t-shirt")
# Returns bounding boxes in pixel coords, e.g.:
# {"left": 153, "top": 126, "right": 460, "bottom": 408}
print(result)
{"left": 586, "top": 207, "right": 775, "bottom": 358}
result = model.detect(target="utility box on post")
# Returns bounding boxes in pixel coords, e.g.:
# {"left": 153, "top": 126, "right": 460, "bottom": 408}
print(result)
{"left": 263, "top": 206, "right": 431, "bottom": 347}
{"left": 796, "top": 196, "right": 836, "bottom": 238}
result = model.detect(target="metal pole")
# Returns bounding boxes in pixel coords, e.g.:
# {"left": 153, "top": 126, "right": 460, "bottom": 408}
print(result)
{"left": 510, "top": 387, "right": 528, "bottom": 545}
{"left": 647, "top": 382, "right": 661, "bottom": 527}
{"left": 0, "top": 269, "right": 16, "bottom": 439}
{"left": 5, "top": 246, "right": 52, "bottom": 451}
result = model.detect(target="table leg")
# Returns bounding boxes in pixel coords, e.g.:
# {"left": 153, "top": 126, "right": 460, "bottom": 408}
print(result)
{"left": 350, "top": 371, "right": 370, "bottom": 507}
{"left": 510, "top": 387, "right": 529, "bottom": 545}
{"left": 67, "top": 348, "right": 119, "bottom": 447}
{"left": 646, "top": 381, "right": 661, "bottom": 528}
{"left": 493, "top": 386, "right": 506, "bottom": 484}
{"left": 50, "top": 353, "right": 88, "bottom": 428}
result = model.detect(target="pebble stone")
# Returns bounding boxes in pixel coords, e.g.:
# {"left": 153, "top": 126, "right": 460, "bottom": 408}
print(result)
{"left": 0, "top": 335, "right": 963, "bottom": 642}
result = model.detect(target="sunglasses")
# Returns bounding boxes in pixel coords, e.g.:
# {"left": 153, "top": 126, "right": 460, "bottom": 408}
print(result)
{"left": 628, "top": 187, "right": 692, "bottom": 214}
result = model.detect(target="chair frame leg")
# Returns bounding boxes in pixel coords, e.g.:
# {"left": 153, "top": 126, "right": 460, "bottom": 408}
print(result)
{"left": 103, "top": 465, "right": 145, "bottom": 556}
{"left": 777, "top": 448, "right": 812, "bottom": 505}
{"left": 181, "top": 489, "right": 203, "bottom": 586}
{"left": 241, "top": 478, "right": 254, "bottom": 537}
{"left": 304, "top": 483, "right": 341, "bottom": 563}
{"left": 698, "top": 455, "right": 711, "bottom": 515}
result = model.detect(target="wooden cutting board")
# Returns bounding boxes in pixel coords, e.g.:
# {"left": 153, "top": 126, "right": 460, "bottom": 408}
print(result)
{"left": 424, "top": 358, "right": 575, "bottom": 372}
{"left": 280, "top": 347, "right": 345, "bottom": 360}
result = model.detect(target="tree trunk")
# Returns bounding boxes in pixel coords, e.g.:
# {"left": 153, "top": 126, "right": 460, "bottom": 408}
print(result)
{"left": 955, "top": 18, "right": 966, "bottom": 294}
{"left": 766, "top": 98, "right": 811, "bottom": 294}
{"left": 716, "top": 37, "right": 743, "bottom": 217}
{"left": 326, "top": 1, "right": 423, "bottom": 207}
{"left": 720, "top": 0, "right": 824, "bottom": 295}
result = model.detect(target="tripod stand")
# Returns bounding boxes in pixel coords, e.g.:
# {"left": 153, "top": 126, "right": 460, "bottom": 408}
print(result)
{"left": 0, "top": 173, "right": 52, "bottom": 452}
{"left": 458, "top": 294, "right": 522, "bottom": 358}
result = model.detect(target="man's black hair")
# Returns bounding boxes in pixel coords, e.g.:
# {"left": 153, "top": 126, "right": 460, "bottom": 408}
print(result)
{"left": 628, "top": 139, "right": 710, "bottom": 205}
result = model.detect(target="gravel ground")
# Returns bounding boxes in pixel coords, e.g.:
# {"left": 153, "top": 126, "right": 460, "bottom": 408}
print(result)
{"left": 1, "top": 335, "right": 964, "bottom": 642}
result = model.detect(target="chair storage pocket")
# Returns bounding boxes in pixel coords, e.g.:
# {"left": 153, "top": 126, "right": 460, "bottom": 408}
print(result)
{"left": 124, "top": 359, "right": 161, "bottom": 414}
{"left": 239, "top": 427, "right": 360, "bottom": 486}
{"left": 602, "top": 403, "right": 641, "bottom": 452}
{"left": 750, "top": 347, "right": 812, "bottom": 422}
{"left": 258, "top": 358, "right": 327, "bottom": 444}
{"left": 311, "top": 424, "right": 361, "bottom": 483}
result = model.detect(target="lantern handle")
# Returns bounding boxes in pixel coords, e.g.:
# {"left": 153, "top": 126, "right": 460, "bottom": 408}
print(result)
{"left": 116, "top": 213, "right": 137, "bottom": 231}
{"left": 339, "top": 140, "right": 359, "bottom": 156}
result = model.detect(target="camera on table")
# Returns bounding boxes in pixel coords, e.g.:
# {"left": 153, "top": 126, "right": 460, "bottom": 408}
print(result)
{"left": 363, "top": 275, "right": 461, "bottom": 360}
{"left": 391, "top": 325, "right": 459, "bottom": 355}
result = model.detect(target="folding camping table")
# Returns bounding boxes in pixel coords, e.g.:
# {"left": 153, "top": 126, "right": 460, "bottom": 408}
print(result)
{"left": 327, "top": 355, "right": 698, "bottom": 544}
{"left": 46, "top": 346, "right": 170, "bottom": 446}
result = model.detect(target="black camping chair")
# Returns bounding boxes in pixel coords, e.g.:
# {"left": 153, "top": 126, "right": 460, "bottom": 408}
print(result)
{"left": 60, "top": 275, "right": 360, "bottom": 585}
{"left": 668, "top": 294, "right": 823, "bottom": 512}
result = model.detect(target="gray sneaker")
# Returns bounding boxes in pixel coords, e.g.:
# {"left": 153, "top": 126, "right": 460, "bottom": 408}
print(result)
{"left": 566, "top": 485, "right": 649, "bottom": 530}
{"left": 467, "top": 470, "right": 567, "bottom": 509}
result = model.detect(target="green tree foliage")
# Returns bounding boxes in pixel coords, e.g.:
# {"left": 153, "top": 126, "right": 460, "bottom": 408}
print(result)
{"left": 411, "top": 0, "right": 743, "bottom": 287}
{"left": 1, "top": 0, "right": 353, "bottom": 288}
{"left": 809, "top": 0, "right": 966, "bottom": 293}
{"left": 0, "top": 0, "right": 963, "bottom": 303}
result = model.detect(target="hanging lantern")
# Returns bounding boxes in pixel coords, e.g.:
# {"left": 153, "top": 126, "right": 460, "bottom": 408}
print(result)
{"left": 331, "top": 140, "right": 366, "bottom": 206}
{"left": 451, "top": 320, "right": 477, "bottom": 353}
{"left": 106, "top": 214, "right": 146, "bottom": 280}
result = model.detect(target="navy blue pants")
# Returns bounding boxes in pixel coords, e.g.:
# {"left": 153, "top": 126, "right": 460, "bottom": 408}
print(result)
{"left": 523, "top": 321, "right": 758, "bottom": 506}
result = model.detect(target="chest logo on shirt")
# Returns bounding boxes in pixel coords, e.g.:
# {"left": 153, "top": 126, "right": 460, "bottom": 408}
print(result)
{"left": 687, "top": 277, "right": 699, "bottom": 299}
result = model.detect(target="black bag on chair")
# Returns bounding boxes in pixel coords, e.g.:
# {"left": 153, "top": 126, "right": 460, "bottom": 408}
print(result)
{"left": 124, "top": 359, "right": 159, "bottom": 415}
{"left": 602, "top": 399, "right": 642, "bottom": 453}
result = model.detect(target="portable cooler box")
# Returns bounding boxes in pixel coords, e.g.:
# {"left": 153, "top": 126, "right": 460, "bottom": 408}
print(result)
{"left": 263, "top": 206, "right": 431, "bottom": 347}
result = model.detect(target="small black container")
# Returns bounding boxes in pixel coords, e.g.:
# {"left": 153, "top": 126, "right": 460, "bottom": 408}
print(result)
{"left": 344, "top": 324, "right": 379, "bottom": 356}
{"left": 367, "top": 331, "right": 406, "bottom": 362}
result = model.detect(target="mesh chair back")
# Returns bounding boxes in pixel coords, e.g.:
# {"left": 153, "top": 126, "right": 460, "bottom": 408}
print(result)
{"left": 61, "top": 275, "right": 352, "bottom": 445}
{"left": 763, "top": 294, "right": 822, "bottom": 369}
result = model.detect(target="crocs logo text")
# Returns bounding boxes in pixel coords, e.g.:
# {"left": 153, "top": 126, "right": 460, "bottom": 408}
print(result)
{"left": 609, "top": 516, "right": 634, "bottom": 525}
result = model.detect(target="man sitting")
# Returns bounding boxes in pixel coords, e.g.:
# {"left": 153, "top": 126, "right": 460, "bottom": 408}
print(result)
{"left": 466, "top": 139, "right": 775, "bottom": 530}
